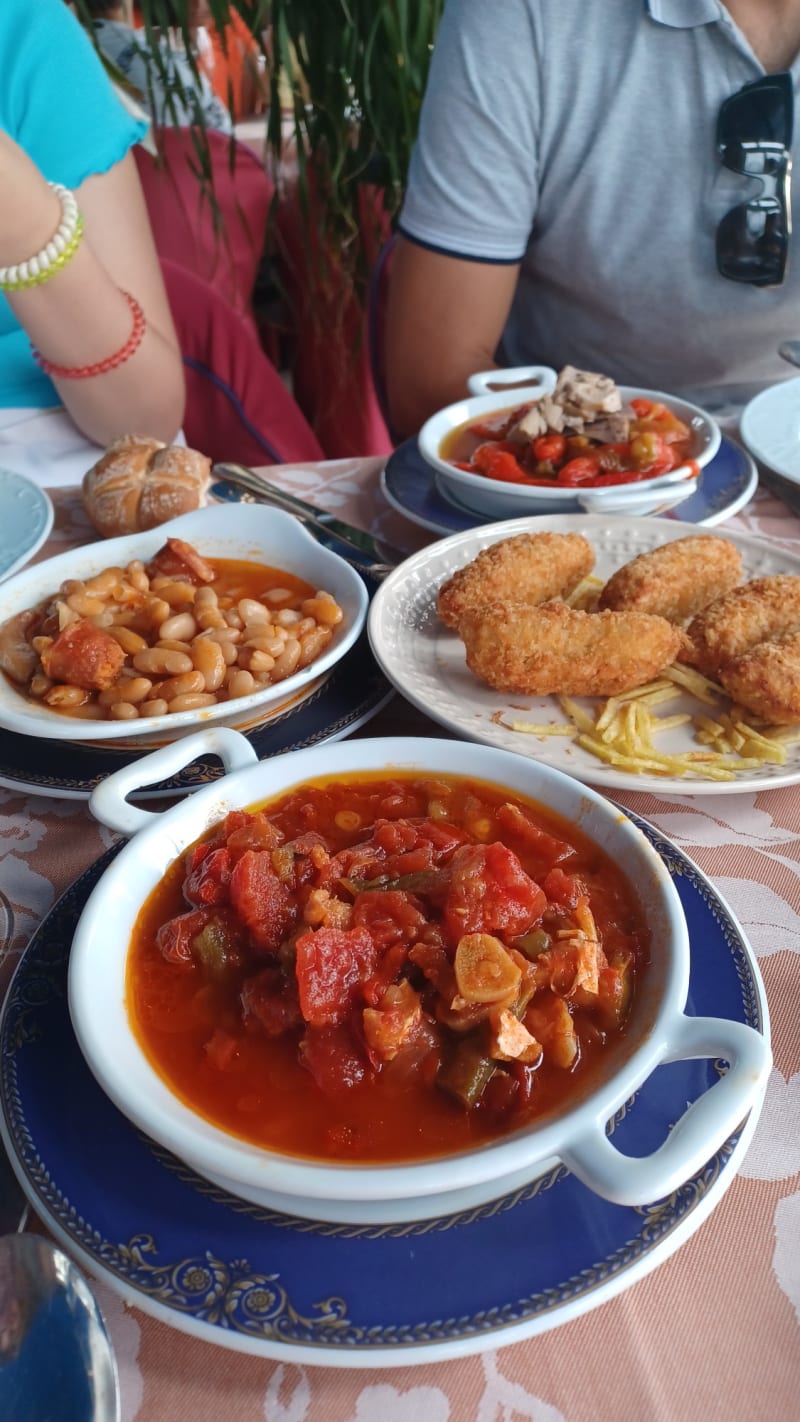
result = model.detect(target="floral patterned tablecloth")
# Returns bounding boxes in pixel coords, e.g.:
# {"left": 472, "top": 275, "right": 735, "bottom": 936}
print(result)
{"left": 1, "top": 462, "right": 799, "bottom": 1422}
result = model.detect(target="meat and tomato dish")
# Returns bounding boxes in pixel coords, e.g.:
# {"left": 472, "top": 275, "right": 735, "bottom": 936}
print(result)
{"left": 442, "top": 366, "right": 694, "bottom": 489}
{"left": 0, "top": 537, "right": 343, "bottom": 721}
{"left": 128, "top": 771, "right": 650, "bottom": 1163}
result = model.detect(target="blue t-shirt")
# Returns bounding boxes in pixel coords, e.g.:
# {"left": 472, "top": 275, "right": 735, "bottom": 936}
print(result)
{"left": 0, "top": 0, "right": 148, "bottom": 408}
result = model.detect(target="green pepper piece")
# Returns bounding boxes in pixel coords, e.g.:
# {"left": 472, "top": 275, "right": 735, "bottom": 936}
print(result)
{"left": 191, "top": 918, "right": 232, "bottom": 975}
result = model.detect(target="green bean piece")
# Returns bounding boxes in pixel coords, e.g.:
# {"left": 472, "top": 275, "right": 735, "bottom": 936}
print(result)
{"left": 513, "top": 928, "right": 551, "bottom": 960}
{"left": 437, "top": 1031, "right": 497, "bottom": 1109}
{"left": 339, "top": 869, "right": 450, "bottom": 896}
{"left": 437, "top": 967, "right": 541, "bottom": 1109}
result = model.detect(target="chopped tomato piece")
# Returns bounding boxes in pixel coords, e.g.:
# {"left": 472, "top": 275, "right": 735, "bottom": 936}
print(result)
{"left": 294, "top": 925, "right": 378, "bottom": 1026}
{"left": 496, "top": 803, "right": 575, "bottom": 870}
{"left": 352, "top": 889, "right": 428, "bottom": 950}
{"left": 241, "top": 966, "right": 302, "bottom": 1036}
{"left": 219, "top": 810, "right": 252, "bottom": 839}
{"left": 229, "top": 849, "right": 296, "bottom": 953}
{"left": 183, "top": 845, "right": 231, "bottom": 906}
{"left": 629, "top": 397, "right": 654, "bottom": 417}
{"left": 224, "top": 812, "right": 283, "bottom": 858}
{"left": 542, "top": 866, "right": 586, "bottom": 909}
{"left": 300, "top": 1024, "right": 368, "bottom": 1094}
{"left": 443, "top": 842, "right": 546, "bottom": 946}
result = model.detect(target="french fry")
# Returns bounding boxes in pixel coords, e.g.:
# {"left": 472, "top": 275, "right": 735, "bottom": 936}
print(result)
{"left": 663, "top": 663, "right": 724, "bottom": 704}
{"left": 649, "top": 713, "right": 692, "bottom": 732}
{"left": 576, "top": 735, "right": 675, "bottom": 773}
{"left": 731, "top": 719, "right": 788, "bottom": 753}
{"left": 595, "top": 698, "right": 621, "bottom": 733}
{"left": 565, "top": 575, "right": 604, "bottom": 610}
{"left": 506, "top": 720, "right": 576, "bottom": 737}
{"left": 637, "top": 687, "right": 682, "bottom": 708}
{"left": 600, "top": 710, "right": 625, "bottom": 745}
{"left": 558, "top": 697, "right": 596, "bottom": 732}
{"left": 768, "top": 726, "right": 800, "bottom": 745}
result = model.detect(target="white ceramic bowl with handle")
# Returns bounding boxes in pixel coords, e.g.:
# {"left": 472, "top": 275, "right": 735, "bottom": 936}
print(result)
{"left": 0, "top": 503, "right": 368, "bottom": 747}
{"left": 418, "top": 369, "right": 721, "bottom": 519}
{"left": 67, "top": 728, "right": 770, "bottom": 1225}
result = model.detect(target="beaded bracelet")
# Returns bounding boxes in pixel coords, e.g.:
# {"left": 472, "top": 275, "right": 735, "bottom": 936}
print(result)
{"left": 31, "top": 291, "right": 147, "bottom": 380}
{"left": 0, "top": 183, "right": 84, "bottom": 292}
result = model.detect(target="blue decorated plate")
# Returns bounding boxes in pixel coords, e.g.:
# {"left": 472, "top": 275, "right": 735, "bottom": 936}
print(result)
{"left": 0, "top": 817, "right": 767, "bottom": 1367}
{"left": 0, "top": 469, "right": 54, "bottom": 583}
{"left": 0, "top": 575, "right": 392, "bottom": 801}
{"left": 381, "top": 435, "right": 758, "bottom": 537}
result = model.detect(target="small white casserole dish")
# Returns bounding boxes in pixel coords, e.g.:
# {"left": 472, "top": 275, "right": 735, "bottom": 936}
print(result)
{"left": 418, "top": 370, "right": 721, "bottom": 519}
{"left": 0, "top": 503, "right": 368, "bottom": 746}
{"left": 68, "top": 729, "right": 770, "bottom": 1225}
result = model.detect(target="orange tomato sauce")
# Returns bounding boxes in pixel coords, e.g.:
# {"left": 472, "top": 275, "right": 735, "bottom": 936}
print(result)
{"left": 127, "top": 772, "right": 650, "bottom": 1164}
{"left": 440, "top": 398, "right": 693, "bottom": 488}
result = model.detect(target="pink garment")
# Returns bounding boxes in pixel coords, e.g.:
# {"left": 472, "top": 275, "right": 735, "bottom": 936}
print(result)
{"left": 275, "top": 182, "right": 393, "bottom": 459}
{"left": 135, "top": 128, "right": 272, "bottom": 329}
{"left": 160, "top": 258, "right": 324, "bottom": 467}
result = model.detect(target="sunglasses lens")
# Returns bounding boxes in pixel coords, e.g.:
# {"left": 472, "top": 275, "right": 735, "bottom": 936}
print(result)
{"left": 716, "top": 202, "right": 788, "bottom": 285}
{"left": 718, "top": 74, "right": 794, "bottom": 170}
{"left": 716, "top": 73, "right": 792, "bottom": 285}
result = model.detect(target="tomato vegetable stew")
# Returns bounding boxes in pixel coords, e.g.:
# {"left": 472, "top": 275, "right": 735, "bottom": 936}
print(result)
{"left": 441, "top": 397, "right": 694, "bottom": 490}
{"left": 128, "top": 772, "right": 650, "bottom": 1163}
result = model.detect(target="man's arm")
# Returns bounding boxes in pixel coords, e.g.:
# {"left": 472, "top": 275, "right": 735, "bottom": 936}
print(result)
{"left": 385, "top": 236, "right": 520, "bottom": 438}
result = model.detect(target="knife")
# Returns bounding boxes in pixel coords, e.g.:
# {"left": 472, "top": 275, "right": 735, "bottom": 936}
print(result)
{"left": 211, "top": 462, "right": 405, "bottom": 577}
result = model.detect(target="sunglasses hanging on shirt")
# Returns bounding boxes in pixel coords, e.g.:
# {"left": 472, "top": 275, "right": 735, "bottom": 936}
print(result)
{"left": 716, "top": 70, "right": 793, "bottom": 287}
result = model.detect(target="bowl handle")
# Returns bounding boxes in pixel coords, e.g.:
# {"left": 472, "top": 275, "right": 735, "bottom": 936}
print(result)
{"left": 577, "top": 475, "right": 700, "bottom": 515}
{"left": 559, "top": 1014, "right": 771, "bottom": 1207}
{"left": 88, "top": 728, "right": 259, "bottom": 837}
{"left": 467, "top": 366, "right": 558, "bottom": 397}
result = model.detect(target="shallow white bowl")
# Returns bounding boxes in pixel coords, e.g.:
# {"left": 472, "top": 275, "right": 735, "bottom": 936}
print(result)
{"left": 68, "top": 729, "right": 770, "bottom": 1224}
{"left": 418, "top": 374, "right": 721, "bottom": 519}
{"left": 0, "top": 504, "right": 368, "bottom": 745}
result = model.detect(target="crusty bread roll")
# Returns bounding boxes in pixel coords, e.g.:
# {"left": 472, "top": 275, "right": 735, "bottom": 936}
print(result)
{"left": 82, "top": 435, "right": 212, "bottom": 537}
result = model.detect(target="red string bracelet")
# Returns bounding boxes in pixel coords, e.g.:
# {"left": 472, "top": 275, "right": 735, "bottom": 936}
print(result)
{"left": 31, "top": 290, "right": 146, "bottom": 379}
